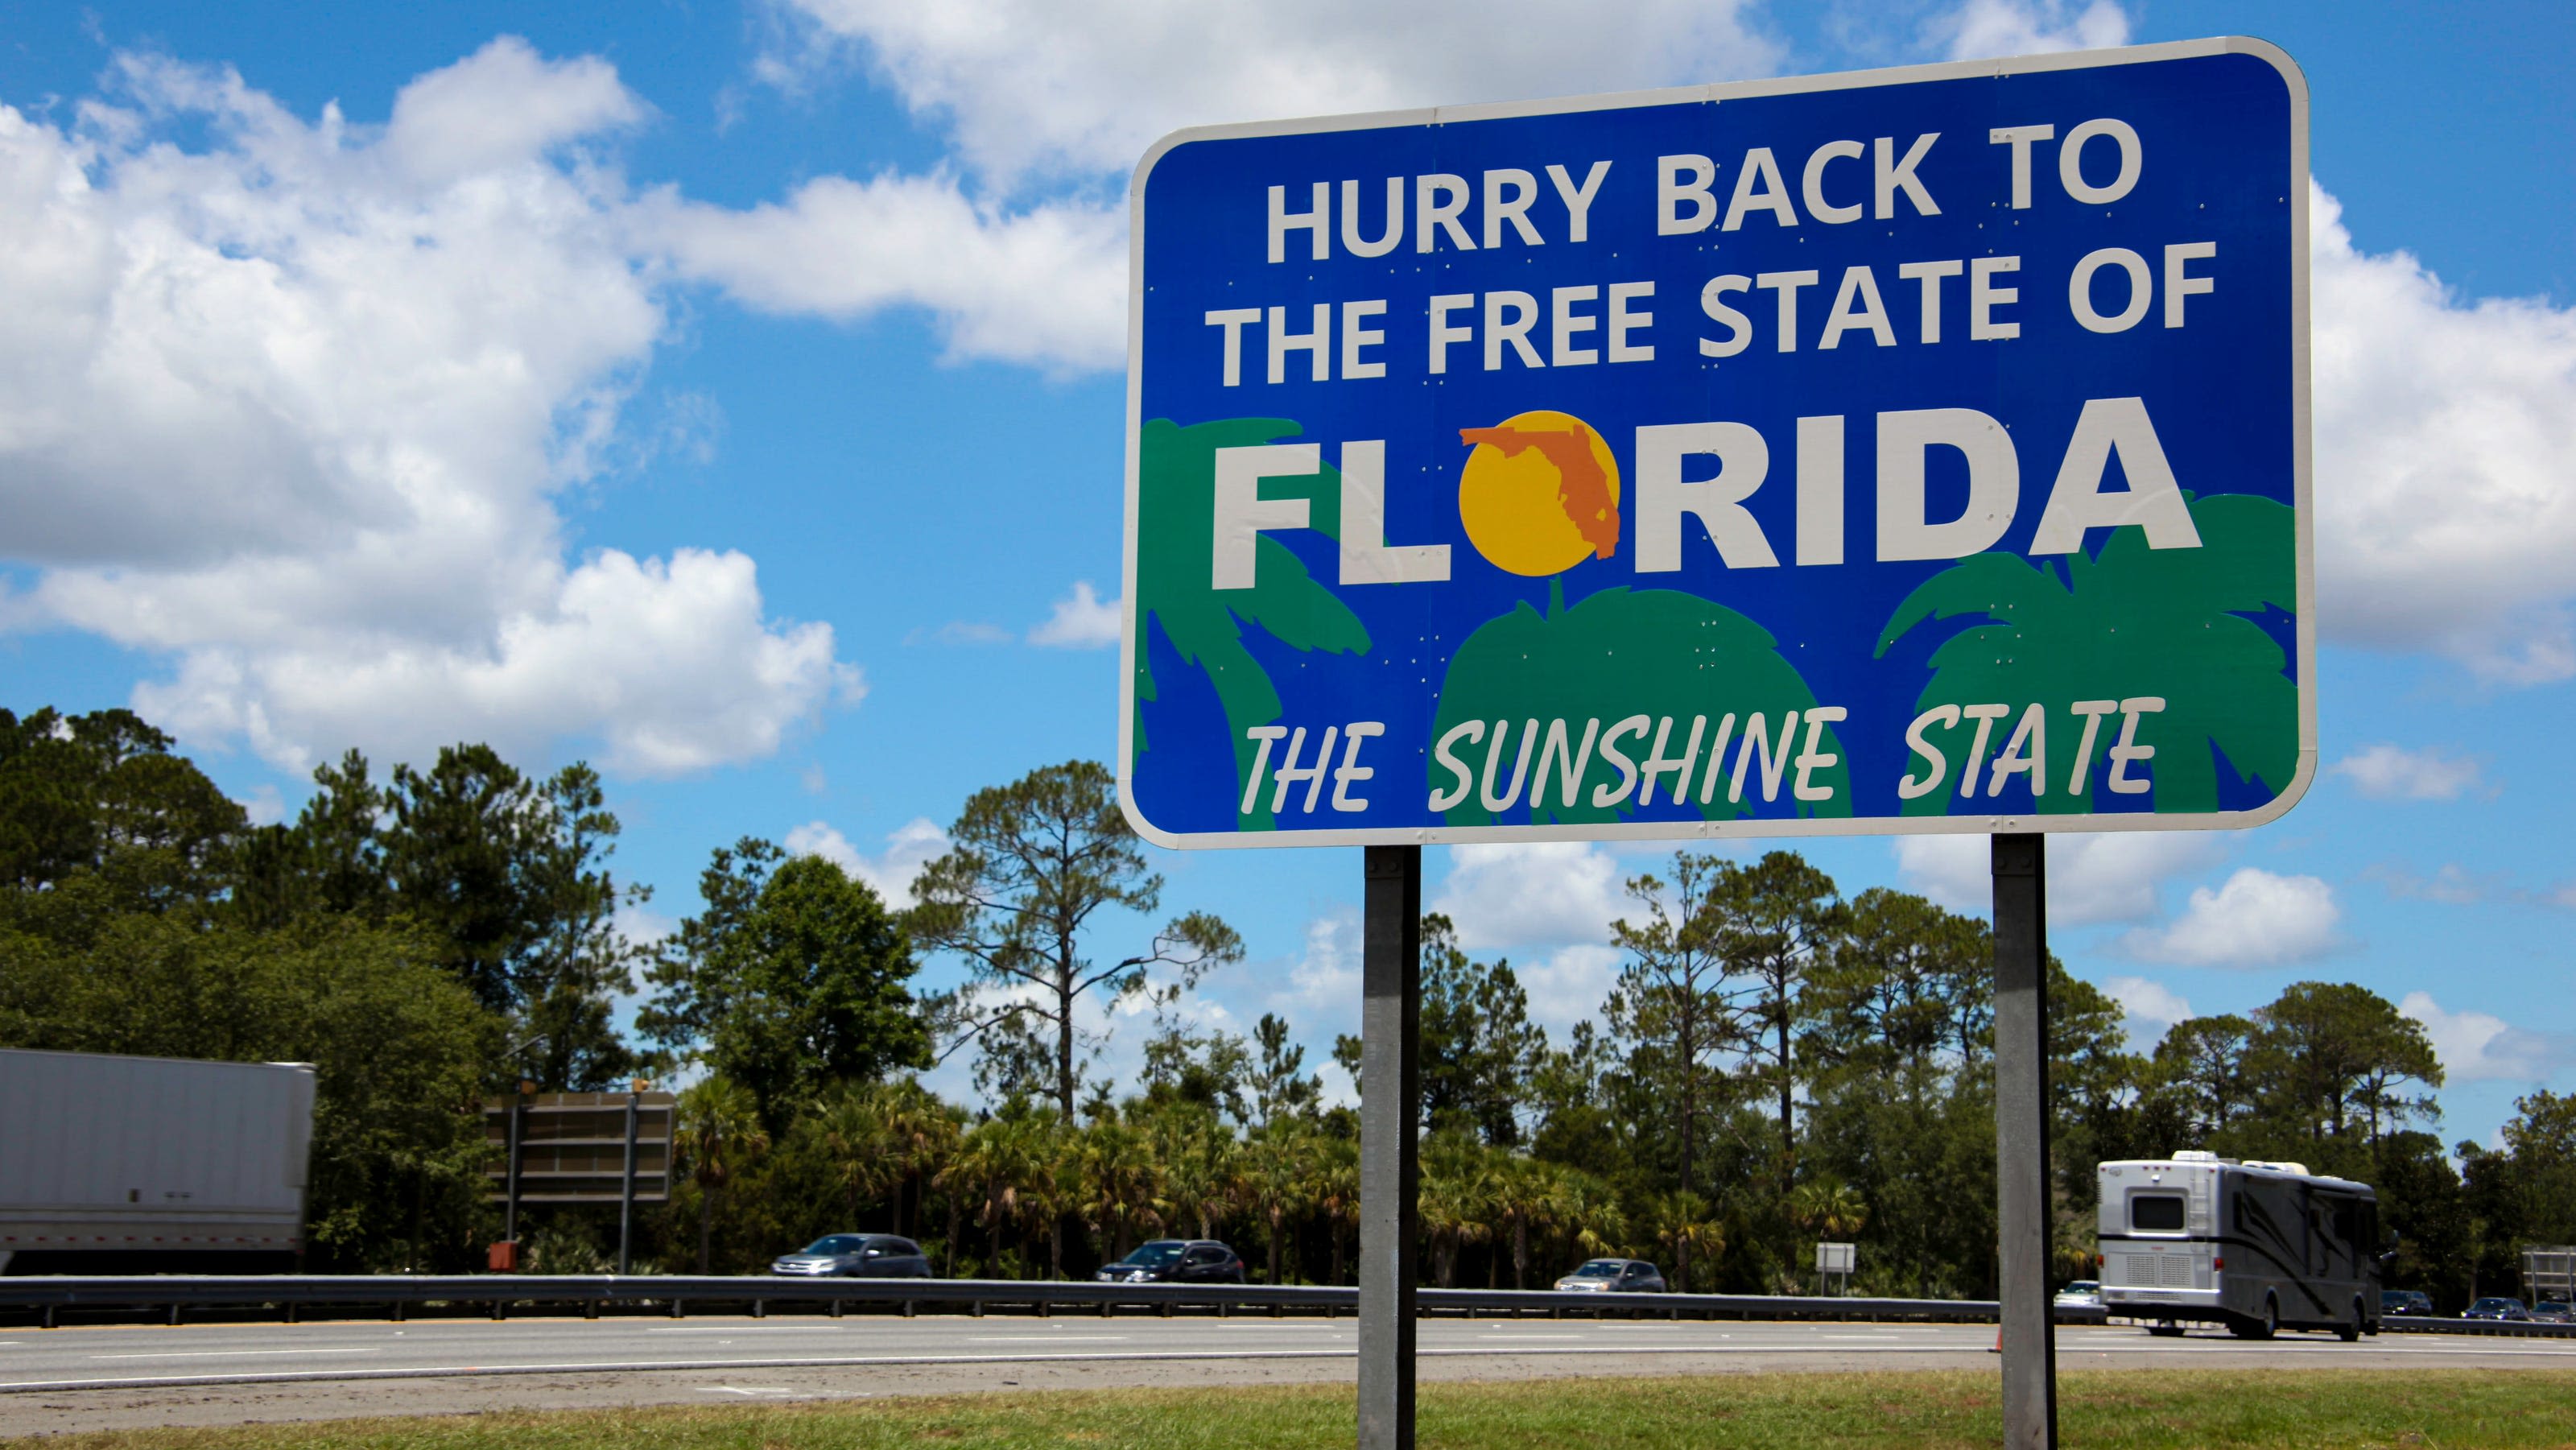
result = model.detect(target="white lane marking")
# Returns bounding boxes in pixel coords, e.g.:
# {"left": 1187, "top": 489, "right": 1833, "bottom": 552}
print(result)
{"left": 1819, "top": 1333, "right": 1930, "bottom": 1340}
{"left": 699, "top": 1386, "right": 798, "bottom": 1396}
{"left": 1473, "top": 1334, "right": 1586, "bottom": 1341}
{"left": 646, "top": 1327, "right": 848, "bottom": 1335}
{"left": 970, "top": 1336, "right": 1131, "bottom": 1343}
{"left": 89, "top": 1349, "right": 384, "bottom": 1361}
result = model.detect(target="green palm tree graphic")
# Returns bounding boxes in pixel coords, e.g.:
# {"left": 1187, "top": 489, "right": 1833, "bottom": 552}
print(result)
{"left": 1133, "top": 418, "right": 1370, "bottom": 830}
{"left": 1873, "top": 494, "right": 2297, "bottom": 816}
{"left": 1431, "top": 583, "right": 1847, "bottom": 828}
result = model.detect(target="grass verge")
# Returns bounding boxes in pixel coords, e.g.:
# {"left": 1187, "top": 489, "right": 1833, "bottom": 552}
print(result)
{"left": 28, "top": 1369, "right": 2576, "bottom": 1449}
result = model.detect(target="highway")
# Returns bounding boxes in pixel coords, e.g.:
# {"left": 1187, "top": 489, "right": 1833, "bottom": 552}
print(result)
{"left": 9, "top": 1313, "right": 2576, "bottom": 1436}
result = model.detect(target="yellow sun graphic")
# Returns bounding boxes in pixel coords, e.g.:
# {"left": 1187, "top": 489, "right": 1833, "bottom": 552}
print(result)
{"left": 1455, "top": 410, "right": 1623, "bottom": 577}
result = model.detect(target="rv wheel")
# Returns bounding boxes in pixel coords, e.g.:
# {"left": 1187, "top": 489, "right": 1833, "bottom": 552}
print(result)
{"left": 2148, "top": 1320, "right": 2184, "bottom": 1337}
{"left": 2337, "top": 1298, "right": 2363, "bottom": 1343}
{"left": 2257, "top": 1295, "right": 2280, "bottom": 1340}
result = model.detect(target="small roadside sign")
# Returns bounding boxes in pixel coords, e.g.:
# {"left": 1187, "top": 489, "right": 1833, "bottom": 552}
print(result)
{"left": 1119, "top": 39, "right": 2310, "bottom": 849}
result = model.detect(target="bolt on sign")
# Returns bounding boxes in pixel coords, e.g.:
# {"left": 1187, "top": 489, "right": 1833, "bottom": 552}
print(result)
{"left": 1119, "top": 39, "right": 2310, "bottom": 849}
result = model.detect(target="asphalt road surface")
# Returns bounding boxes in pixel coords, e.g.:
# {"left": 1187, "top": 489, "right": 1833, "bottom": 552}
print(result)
{"left": 6, "top": 1314, "right": 2574, "bottom": 1436}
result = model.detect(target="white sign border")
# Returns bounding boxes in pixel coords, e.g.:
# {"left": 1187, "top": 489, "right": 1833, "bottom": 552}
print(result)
{"left": 1117, "top": 37, "right": 2314, "bottom": 852}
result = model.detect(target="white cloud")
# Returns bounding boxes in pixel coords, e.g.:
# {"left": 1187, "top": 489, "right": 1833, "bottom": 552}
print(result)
{"left": 644, "top": 174, "right": 1125, "bottom": 374}
{"left": 2401, "top": 992, "right": 2576, "bottom": 1084}
{"left": 2120, "top": 868, "right": 2341, "bottom": 968}
{"left": 2330, "top": 743, "right": 2486, "bottom": 801}
{"left": 2310, "top": 185, "right": 2576, "bottom": 683}
{"left": 1513, "top": 943, "right": 1623, "bottom": 1039}
{"left": 615, "top": 900, "right": 679, "bottom": 953}
{"left": 1893, "top": 831, "right": 2223, "bottom": 927}
{"left": 125, "top": 549, "right": 858, "bottom": 777}
{"left": 2363, "top": 861, "right": 2487, "bottom": 905}
{"left": 236, "top": 783, "right": 286, "bottom": 828}
{"left": 0, "top": 42, "right": 857, "bottom": 776}
{"left": 2102, "top": 974, "right": 2192, "bottom": 1043}
{"left": 906, "top": 621, "right": 1013, "bottom": 647}
{"left": 769, "top": 0, "right": 1784, "bottom": 186}
{"left": 1431, "top": 841, "right": 1627, "bottom": 950}
{"left": 1029, "top": 581, "right": 1121, "bottom": 650}
{"left": 784, "top": 816, "right": 950, "bottom": 905}
{"left": 379, "top": 34, "right": 644, "bottom": 181}
{"left": 1930, "top": 0, "right": 2129, "bottom": 61}
{"left": 1253, "top": 910, "right": 1365, "bottom": 1055}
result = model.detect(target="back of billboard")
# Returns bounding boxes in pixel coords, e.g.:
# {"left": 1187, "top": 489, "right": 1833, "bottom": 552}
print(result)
{"left": 1121, "top": 39, "right": 2310, "bottom": 849}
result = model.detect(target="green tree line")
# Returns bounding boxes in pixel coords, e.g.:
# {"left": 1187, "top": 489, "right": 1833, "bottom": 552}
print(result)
{"left": 0, "top": 706, "right": 2563, "bottom": 1306}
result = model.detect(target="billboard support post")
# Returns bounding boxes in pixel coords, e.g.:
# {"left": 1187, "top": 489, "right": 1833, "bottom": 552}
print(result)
{"left": 1992, "top": 833, "right": 2056, "bottom": 1448}
{"left": 617, "top": 1089, "right": 639, "bottom": 1276}
{"left": 1358, "top": 845, "right": 1421, "bottom": 1450}
{"left": 502, "top": 1089, "right": 524, "bottom": 1252}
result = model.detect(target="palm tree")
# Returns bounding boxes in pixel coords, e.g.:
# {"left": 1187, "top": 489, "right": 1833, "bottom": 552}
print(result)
{"left": 1430, "top": 582, "right": 1843, "bottom": 828}
{"left": 944, "top": 1113, "right": 1046, "bottom": 1277}
{"left": 1155, "top": 1109, "right": 1239, "bottom": 1241}
{"left": 1650, "top": 1190, "right": 1724, "bottom": 1295}
{"left": 1132, "top": 419, "right": 1370, "bottom": 829}
{"left": 813, "top": 1084, "right": 898, "bottom": 1225}
{"left": 1555, "top": 1171, "right": 1628, "bottom": 1269}
{"left": 1875, "top": 493, "right": 2296, "bottom": 816}
{"left": 1487, "top": 1157, "right": 1559, "bottom": 1291}
{"left": 1311, "top": 1135, "right": 1360, "bottom": 1285}
{"left": 1080, "top": 1116, "right": 1166, "bottom": 1262}
{"left": 1418, "top": 1131, "right": 1496, "bottom": 1288}
{"left": 1016, "top": 1113, "right": 1084, "bottom": 1280}
{"left": 675, "top": 1077, "right": 770, "bottom": 1274}
{"left": 1239, "top": 1119, "right": 1315, "bottom": 1284}
{"left": 1790, "top": 1177, "right": 1869, "bottom": 1239}
{"left": 880, "top": 1080, "right": 961, "bottom": 1241}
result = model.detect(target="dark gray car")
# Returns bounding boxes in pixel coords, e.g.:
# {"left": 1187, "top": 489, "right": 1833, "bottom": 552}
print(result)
{"left": 770, "top": 1233, "right": 933, "bottom": 1279}
{"left": 1095, "top": 1239, "right": 1246, "bottom": 1284}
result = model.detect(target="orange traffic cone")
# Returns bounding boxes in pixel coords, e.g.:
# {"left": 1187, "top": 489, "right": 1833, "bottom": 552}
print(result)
{"left": 1989, "top": 1324, "right": 2002, "bottom": 1353}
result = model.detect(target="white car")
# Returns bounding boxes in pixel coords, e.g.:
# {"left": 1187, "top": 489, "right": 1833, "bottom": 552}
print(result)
{"left": 2054, "top": 1279, "right": 2103, "bottom": 1309}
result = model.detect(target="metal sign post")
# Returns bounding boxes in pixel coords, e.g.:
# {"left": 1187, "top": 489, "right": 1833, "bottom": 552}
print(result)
{"left": 1992, "top": 834, "right": 2055, "bottom": 1447}
{"left": 1117, "top": 39, "right": 2310, "bottom": 1450}
{"left": 617, "top": 1089, "right": 640, "bottom": 1276}
{"left": 1358, "top": 846, "right": 1422, "bottom": 1450}
{"left": 502, "top": 1088, "right": 525, "bottom": 1250}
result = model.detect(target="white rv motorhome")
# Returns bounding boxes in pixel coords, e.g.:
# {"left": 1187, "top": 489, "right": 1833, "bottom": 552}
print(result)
{"left": 2095, "top": 1151, "right": 2382, "bottom": 1341}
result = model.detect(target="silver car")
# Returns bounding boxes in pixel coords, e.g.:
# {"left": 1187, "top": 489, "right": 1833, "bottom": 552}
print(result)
{"left": 770, "top": 1233, "right": 933, "bottom": 1278}
{"left": 1554, "top": 1258, "right": 1666, "bottom": 1293}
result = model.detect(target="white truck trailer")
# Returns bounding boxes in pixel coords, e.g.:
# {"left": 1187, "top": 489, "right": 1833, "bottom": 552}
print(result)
{"left": 0, "top": 1048, "right": 316, "bottom": 1274}
{"left": 2096, "top": 1150, "right": 2382, "bottom": 1340}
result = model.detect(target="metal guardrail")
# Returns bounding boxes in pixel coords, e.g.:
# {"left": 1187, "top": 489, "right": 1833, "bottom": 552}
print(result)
{"left": 0, "top": 1274, "right": 2000, "bottom": 1328}
{"left": 2380, "top": 1315, "right": 2576, "bottom": 1338}
{"left": 48, "top": 1276, "right": 2569, "bottom": 1336}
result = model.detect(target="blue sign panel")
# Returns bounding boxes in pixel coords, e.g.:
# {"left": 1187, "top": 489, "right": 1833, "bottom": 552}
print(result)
{"left": 1120, "top": 39, "right": 2310, "bottom": 849}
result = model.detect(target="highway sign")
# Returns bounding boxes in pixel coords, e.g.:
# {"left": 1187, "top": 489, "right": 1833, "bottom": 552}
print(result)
{"left": 1120, "top": 39, "right": 2310, "bottom": 849}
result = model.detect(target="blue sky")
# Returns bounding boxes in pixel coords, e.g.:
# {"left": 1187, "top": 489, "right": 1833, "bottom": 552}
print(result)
{"left": 2, "top": 0, "right": 2572, "bottom": 1146}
